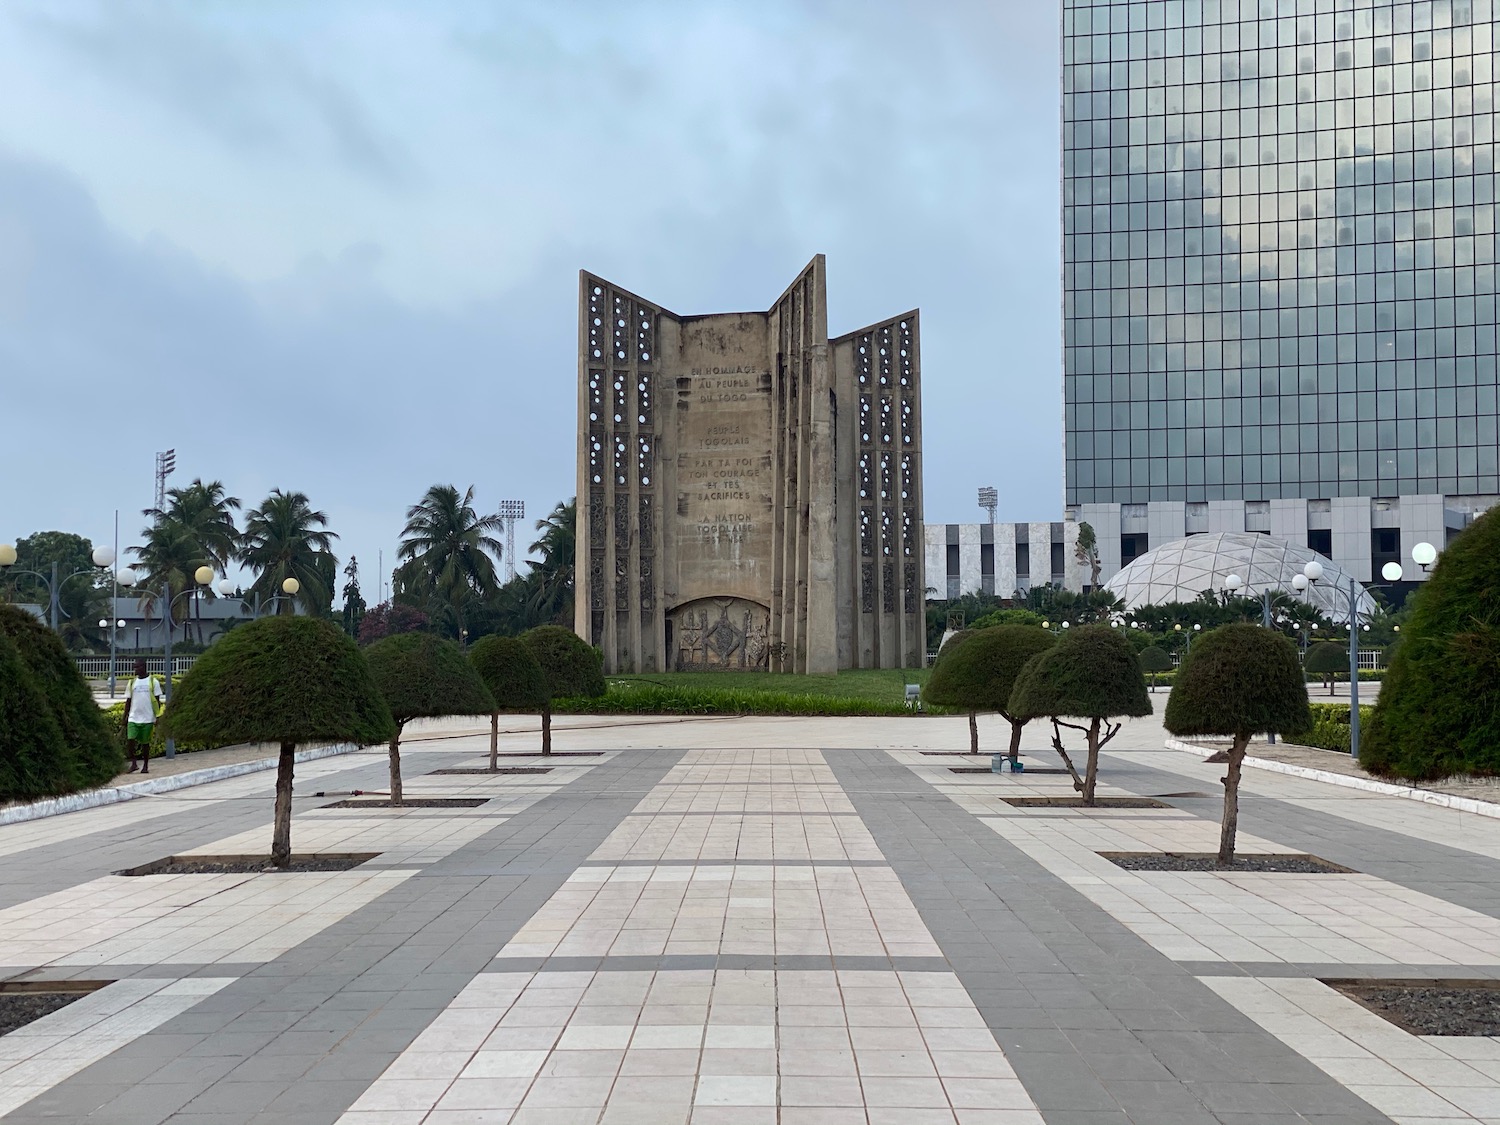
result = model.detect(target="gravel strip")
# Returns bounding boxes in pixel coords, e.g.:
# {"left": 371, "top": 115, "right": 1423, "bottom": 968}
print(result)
{"left": 1331, "top": 980, "right": 1500, "bottom": 1036}
{"left": 1103, "top": 852, "right": 1353, "bottom": 873}
{"left": 0, "top": 992, "right": 84, "bottom": 1037}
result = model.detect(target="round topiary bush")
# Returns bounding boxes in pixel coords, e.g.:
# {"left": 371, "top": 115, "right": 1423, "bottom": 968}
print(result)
{"left": 365, "top": 633, "right": 495, "bottom": 803}
{"left": 923, "top": 625, "right": 1055, "bottom": 756}
{"left": 1008, "top": 624, "right": 1151, "bottom": 804}
{"left": 521, "top": 626, "right": 605, "bottom": 755}
{"left": 469, "top": 635, "right": 547, "bottom": 770}
{"left": 167, "top": 615, "right": 394, "bottom": 864}
{"left": 1164, "top": 624, "right": 1310, "bottom": 862}
{"left": 0, "top": 630, "right": 70, "bottom": 800}
{"left": 1364, "top": 508, "right": 1500, "bottom": 780}
{"left": 0, "top": 603, "right": 121, "bottom": 795}
{"left": 1138, "top": 645, "right": 1172, "bottom": 692}
{"left": 1303, "top": 641, "right": 1348, "bottom": 697}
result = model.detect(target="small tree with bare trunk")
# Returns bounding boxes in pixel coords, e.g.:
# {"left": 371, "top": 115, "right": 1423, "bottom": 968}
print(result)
{"left": 1303, "top": 641, "right": 1347, "bottom": 697}
{"left": 1008, "top": 625, "right": 1151, "bottom": 804}
{"left": 1139, "top": 645, "right": 1172, "bottom": 692}
{"left": 469, "top": 635, "right": 548, "bottom": 770}
{"left": 1164, "top": 624, "right": 1309, "bottom": 863}
{"left": 164, "top": 616, "right": 393, "bottom": 866}
{"left": 366, "top": 633, "right": 494, "bottom": 804}
{"left": 923, "top": 625, "right": 1056, "bottom": 759}
{"left": 521, "top": 625, "right": 605, "bottom": 755}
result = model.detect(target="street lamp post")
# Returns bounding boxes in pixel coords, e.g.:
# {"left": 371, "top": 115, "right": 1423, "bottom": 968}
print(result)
{"left": 1297, "top": 549, "right": 1430, "bottom": 763}
{"left": 0, "top": 544, "right": 116, "bottom": 632}
{"left": 153, "top": 566, "right": 216, "bottom": 759}
{"left": 216, "top": 576, "right": 301, "bottom": 619}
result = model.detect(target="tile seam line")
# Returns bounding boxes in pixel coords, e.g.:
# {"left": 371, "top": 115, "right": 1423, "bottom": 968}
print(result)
{"left": 1162, "top": 738, "right": 1500, "bottom": 820}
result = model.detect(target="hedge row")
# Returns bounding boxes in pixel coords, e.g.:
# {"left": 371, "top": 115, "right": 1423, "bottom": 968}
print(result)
{"left": 103, "top": 700, "right": 225, "bottom": 758}
{"left": 1283, "top": 702, "right": 1376, "bottom": 753}
{"left": 552, "top": 682, "right": 916, "bottom": 717}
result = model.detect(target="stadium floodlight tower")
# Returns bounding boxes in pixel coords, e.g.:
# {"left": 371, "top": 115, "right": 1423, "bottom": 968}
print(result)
{"left": 977, "top": 486, "right": 998, "bottom": 525}
{"left": 498, "top": 499, "right": 525, "bottom": 583}
{"left": 154, "top": 449, "right": 176, "bottom": 514}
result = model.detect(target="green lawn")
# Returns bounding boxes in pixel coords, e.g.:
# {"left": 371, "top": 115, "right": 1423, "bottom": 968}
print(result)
{"left": 608, "top": 667, "right": 930, "bottom": 707}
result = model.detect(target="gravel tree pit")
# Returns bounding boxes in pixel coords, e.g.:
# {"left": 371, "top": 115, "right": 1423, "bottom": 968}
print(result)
{"left": 1325, "top": 978, "right": 1500, "bottom": 1036}
{"left": 428, "top": 768, "right": 554, "bottom": 775}
{"left": 0, "top": 981, "right": 108, "bottom": 1037}
{"left": 1100, "top": 851, "right": 1355, "bottom": 873}
{"left": 320, "top": 798, "right": 491, "bottom": 809}
{"left": 118, "top": 853, "right": 379, "bottom": 875}
{"left": 1003, "top": 796, "right": 1173, "bottom": 809}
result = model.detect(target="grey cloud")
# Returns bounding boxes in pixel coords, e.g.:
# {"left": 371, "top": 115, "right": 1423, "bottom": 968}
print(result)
{"left": 16, "top": 4, "right": 411, "bottom": 184}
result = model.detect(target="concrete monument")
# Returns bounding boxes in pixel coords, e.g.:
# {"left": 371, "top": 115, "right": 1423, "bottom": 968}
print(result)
{"left": 576, "top": 255, "right": 924, "bottom": 674}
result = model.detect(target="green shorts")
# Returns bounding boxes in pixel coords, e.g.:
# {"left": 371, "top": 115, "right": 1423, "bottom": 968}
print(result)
{"left": 126, "top": 721, "right": 154, "bottom": 743}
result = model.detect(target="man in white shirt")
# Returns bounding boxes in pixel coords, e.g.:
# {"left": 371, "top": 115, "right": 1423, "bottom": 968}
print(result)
{"left": 125, "top": 658, "right": 165, "bottom": 774}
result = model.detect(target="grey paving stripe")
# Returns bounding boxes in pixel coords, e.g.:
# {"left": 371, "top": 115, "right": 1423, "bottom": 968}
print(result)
{"left": 576, "top": 857, "right": 891, "bottom": 867}
{"left": 484, "top": 953, "right": 954, "bottom": 974}
{"left": 830, "top": 749, "right": 1396, "bottom": 1125}
{"left": 1096, "top": 749, "right": 1500, "bottom": 923}
{"left": 4, "top": 749, "right": 684, "bottom": 1125}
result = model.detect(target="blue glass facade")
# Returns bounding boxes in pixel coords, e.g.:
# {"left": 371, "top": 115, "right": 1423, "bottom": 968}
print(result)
{"left": 1063, "top": 0, "right": 1500, "bottom": 504}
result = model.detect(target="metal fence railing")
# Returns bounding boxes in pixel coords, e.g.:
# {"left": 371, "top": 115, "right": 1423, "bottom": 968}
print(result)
{"left": 74, "top": 655, "right": 197, "bottom": 681}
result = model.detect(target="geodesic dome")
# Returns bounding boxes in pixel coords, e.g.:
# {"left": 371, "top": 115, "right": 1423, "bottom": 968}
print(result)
{"left": 1104, "top": 531, "right": 1375, "bottom": 622}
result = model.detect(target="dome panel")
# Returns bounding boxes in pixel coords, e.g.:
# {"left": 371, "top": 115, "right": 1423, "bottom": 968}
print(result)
{"left": 1102, "top": 532, "right": 1375, "bottom": 622}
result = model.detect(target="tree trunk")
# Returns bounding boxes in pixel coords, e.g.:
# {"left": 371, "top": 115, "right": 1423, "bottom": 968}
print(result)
{"left": 489, "top": 711, "right": 499, "bottom": 771}
{"left": 541, "top": 703, "right": 552, "bottom": 756}
{"left": 968, "top": 711, "right": 979, "bottom": 754}
{"left": 1083, "top": 718, "right": 1101, "bottom": 806}
{"left": 388, "top": 729, "right": 403, "bottom": 806}
{"left": 1008, "top": 719, "right": 1023, "bottom": 765}
{"left": 1327, "top": 674, "right": 1334, "bottom": 697}
{"left": 271, "top": 742, "right": 295, "bottom": 867}
{"left": 1218, "top": 733, "right": 1248, "bottom": 865}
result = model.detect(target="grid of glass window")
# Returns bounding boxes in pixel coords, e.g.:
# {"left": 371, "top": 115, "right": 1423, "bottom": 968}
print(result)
{"left": 1063, "top": 0, "right": 1499, "bottom": 504}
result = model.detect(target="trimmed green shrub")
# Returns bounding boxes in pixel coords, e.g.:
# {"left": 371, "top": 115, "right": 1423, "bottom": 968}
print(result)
{"left": 1285, "top": 702, "right": 1376, "bottom": 753}
{"left": 521, "top": 626, "right": 605, "bottom": 755}
{"left": 366, "top": 633, "right": 494, "bottom": 803}
{"left": 1138, "top": 645, "right": 1172, "bottom": 692}
{"left": 0, "top": 631, "right": 70, "bottom": 799}
{"left": 167, "top": 615, "right": 394, "bottom": 865}
{"left": 1164, "top": 624, "right": 1310, "bottom": 862}
{"left": 555, "top": 683, "right": 914, "bottom": 717}
{"left": 469, "top": 634, "right": 548, "bottom": 770}
{"left": 1009, "top": 624, "right": 1151, "bottom": 804}
{"left": 1304, "top": 641, "right": 1348, "bottom": 696}
{"left": 923, "top": 625, "right": 1055, "bottom": 757}
{"left": 0, "top": 604, "right": 121, "bottom": 795}
{"left": 1364, "top": 507, "right": 1500, "bottom": 780}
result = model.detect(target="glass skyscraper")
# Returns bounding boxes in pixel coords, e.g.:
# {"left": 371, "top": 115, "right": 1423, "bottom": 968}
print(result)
{"left": 1063, "top": 0, "right": 1499, "bottom": 506}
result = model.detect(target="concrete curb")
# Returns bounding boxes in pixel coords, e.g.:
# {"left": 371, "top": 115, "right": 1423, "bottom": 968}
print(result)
{"left": 0, "top": 743, "right": 363, "bottom": 827}
{"left": 1163, "top": 738, "right": 1500, "bottom": 821}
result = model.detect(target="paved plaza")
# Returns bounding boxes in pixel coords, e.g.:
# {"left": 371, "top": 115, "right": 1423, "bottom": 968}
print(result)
{"left": 1, "top": 706, "right": 1498, "bottom": 1125}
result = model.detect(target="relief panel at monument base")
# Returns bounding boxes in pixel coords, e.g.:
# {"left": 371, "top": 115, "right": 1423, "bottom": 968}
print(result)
{"left": 670, "top": 597, "right": 771, "bottom": 671}
{"left": 671, "top": 314, "right": 774, "bottom": 611}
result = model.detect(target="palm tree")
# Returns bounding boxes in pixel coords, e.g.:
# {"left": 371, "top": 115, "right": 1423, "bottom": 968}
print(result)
{"left": 150, "top": 479, "right": 242, "bottom": 570}
{"left": 527, "top": 499, "right": 575, "bottom": 625}
{"left": 131, "top": 518, "right": 208, "bottom": 642}
{"left": 149, "top": 478, "right": 242, "bottom": 641}
{"left": 241, "top": 490, "right": 339, "bottom": 615}
{"left": 396, "top": 485, "right": 505, "bottom": 640}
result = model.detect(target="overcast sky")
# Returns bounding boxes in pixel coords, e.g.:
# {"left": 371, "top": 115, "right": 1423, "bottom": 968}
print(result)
{"left": 0, "top": 0, "right": 1062, "bottom": 594}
